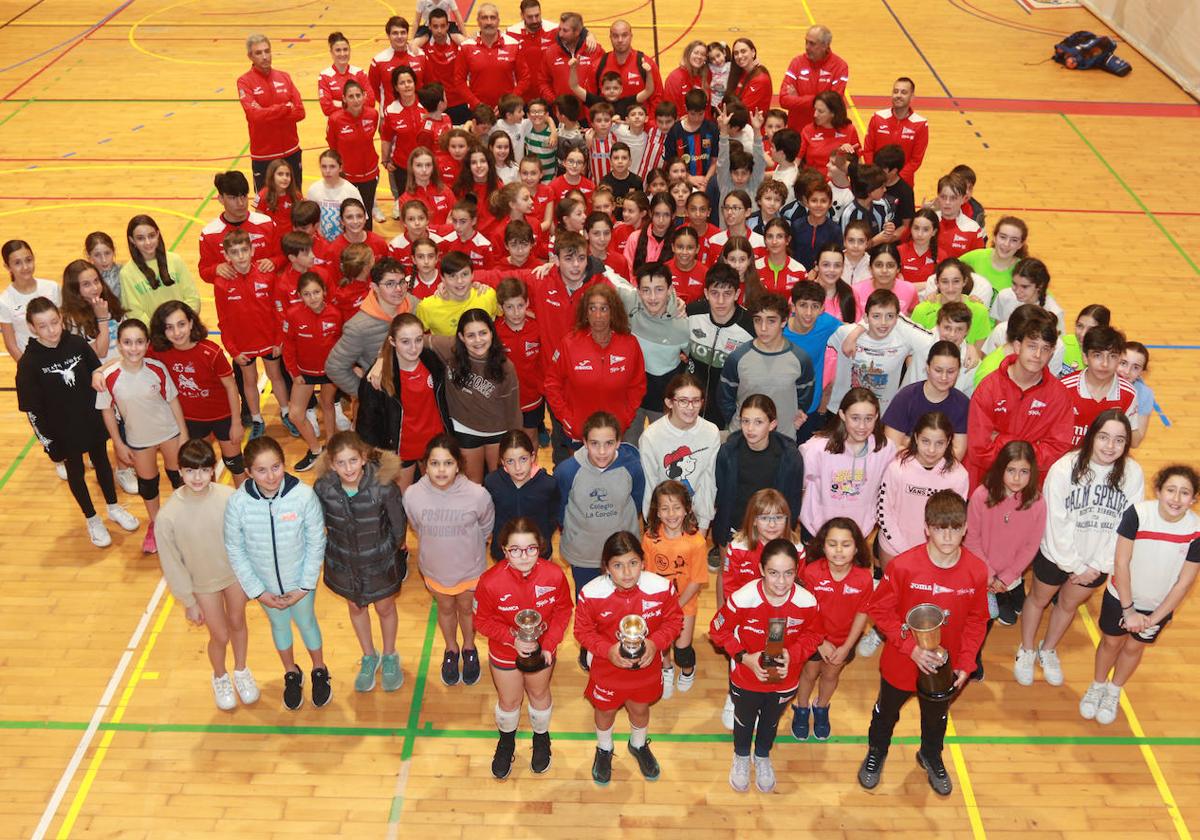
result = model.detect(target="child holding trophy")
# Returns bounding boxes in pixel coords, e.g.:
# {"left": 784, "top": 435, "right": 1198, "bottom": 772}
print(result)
{"left": 710, "top": 539, "right": 824, "bottom": 793}
{"left": 857, "top": 490, "right": 989, "bottom": 797}
{"left": 574, "top": 531, "right": 683, "bottom": 786}
{"left": 474, "top": 517, "right": 573, "bottom": 779}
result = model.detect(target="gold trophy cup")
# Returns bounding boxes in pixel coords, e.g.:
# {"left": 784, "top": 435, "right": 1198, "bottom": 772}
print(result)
{"left": 901, "top": 603, "right": 957, "bottom": 702}
{"left": 512, "top": 608, "right": 548, "bottom": 673}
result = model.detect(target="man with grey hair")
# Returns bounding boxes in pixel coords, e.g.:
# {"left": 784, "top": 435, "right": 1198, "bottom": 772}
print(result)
{"left": 454, "top": 3, "right": 526, "bottom": 109}
{"left": 537, "top": 11, "right": 603, "bottom": 103}
{"left": 237, "top": 33, "right": 306, "bottom": 191}
{"left": 778, "top": 24, "right": 849, "bottom": 131}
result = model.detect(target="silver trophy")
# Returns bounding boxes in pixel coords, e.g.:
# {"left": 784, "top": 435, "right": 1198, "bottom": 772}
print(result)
{"left": 512, "top": 608, "right": 548, "bottom": 673}
{"left": 900, "top": 603, "right": 956, "bottom": 702}
{"left": 618, "top": 614, "right": 648, "bottom": 667}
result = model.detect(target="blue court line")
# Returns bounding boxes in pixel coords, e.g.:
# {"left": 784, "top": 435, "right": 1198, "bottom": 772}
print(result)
{"left": 1153, "top": 401, "right": 1172, "bottom": 428}
{"left": 0, "top": 0, "right": 130, "bottom": 73}
{"left": 877, "top": 0, "right": 956, "bottom": 98}
{"left": 1145, "top": 345, "right": 1200, "bottom": 350}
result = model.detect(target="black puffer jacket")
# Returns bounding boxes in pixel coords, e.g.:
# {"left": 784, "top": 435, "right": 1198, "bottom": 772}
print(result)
{"left": 315, "top": 456, "right": 409, "bottom": 606}
{"left": 355, "top": 346, "right": 450, "bottom": 455}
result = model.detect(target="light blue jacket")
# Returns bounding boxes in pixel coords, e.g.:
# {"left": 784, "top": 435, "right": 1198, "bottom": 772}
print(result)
{"left": 224, "top": 474, "right": 326, "bottom": 599}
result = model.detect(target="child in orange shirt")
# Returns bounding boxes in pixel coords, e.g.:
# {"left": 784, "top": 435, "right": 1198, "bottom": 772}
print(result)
{"left": 642, "top": 480, "right": 709, "bottom": 699}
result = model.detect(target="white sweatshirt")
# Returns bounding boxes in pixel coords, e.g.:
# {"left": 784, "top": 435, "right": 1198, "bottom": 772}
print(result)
{"left": 1040, "top": 451, "right": 1145, "bottom": 575}
{"left": 638, "top": 414, "right": 721, "bottom": 530}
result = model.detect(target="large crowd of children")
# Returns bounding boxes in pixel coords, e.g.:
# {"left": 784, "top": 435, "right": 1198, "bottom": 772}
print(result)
{"left": 5, "top": 3, "right": 1199, "bottom": 800}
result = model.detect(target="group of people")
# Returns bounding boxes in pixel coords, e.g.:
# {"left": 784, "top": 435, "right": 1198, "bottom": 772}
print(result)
{"left": 4, "top": 1, "right": 1199, "bottom": 799}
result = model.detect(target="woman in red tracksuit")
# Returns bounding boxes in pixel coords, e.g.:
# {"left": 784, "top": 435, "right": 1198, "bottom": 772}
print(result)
{"left": 326, "top": 81, "right": 381, "bottom": 230}
{"left": 282, "top": 272, "right": 344, "bottom": 472}
{"left": 543, "top": 283, "right": 646, "bottom": 443}
{"left": 574, "top": 531, "right": 682, "bottom": 786}
{"left": 710, "top": 539, "right": 823, "bottom": 795}
{"left": 857, "top": 489, "right": 989, "bottom": 798}
{"left": 473, "top": 517, "right": 572, "bottom": 780}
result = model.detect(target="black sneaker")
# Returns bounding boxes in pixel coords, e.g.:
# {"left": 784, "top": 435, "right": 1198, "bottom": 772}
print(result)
{"left": 491, "top": 730, "right": 516, "bottom": 779}
{"left": 293, "top": 450, "right": 321, "bottom": 472}
{"left": 441, "top": 650, "right": 461, "bottom": 686}
{"left": 996, "top": 601, "right": 1018, "bottom": 626}
{"left": 917, "top": 751, "right": 953, "bottom": 796}
{"left": 283, "top": 668, "right": 304, "bottom": 710}
{"left": 578, "top": 647, "right": 590, "bottom": 672}
{"left": 462, "top": 648, "right": 481, "bottom": 685}
{"left": 591, "top": 747, "right": 613, "bottom": 785}
{"left": 707, "top": 544, "right": 721, "bottom": 572}
{"left": 311, "top": 667, "right": 332, "bottom": 707}
{"left": 970, "top": 664, "right": 985, "bottom": 683}
{"left": 531, "top": 731, "right": 552, "bottom": 774}
{"left": 627, "top": 740, "right": 661, "bottom": 780}
{"left": 857, "top": 748, "right": 886, "bottom": 789}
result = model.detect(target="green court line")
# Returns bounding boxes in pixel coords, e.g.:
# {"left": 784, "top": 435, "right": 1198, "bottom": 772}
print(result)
{"left": 0, "top": 98, "right": 35, "bottom": 128}
{"left": 0, "top": 434, "right": 37, "bottom": 494}
{"left": 168, "top": 140, "right": 248, "bottom": 251}
{"left": 3, "top": 718, "right": 1198, "bottom": 747}
{"left": 1062, "top": 113, "right": 1200, "bottom": 276}
{"left": 388, "top": 600, "right": 437, "bottom": 824}
{"left": 1, "top": 98, "right": 320, "bottom": 103}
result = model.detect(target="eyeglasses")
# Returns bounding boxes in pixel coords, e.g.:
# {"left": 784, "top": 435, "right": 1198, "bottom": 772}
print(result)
{"left": 377, "top": 280, "right": 408, "bottom": 290}
{"left": 756, "top": 514, "right": 787, "bottom": 524}
{"left": 670, "top": 397, "right": 703, "bottom": 407}
{"left": 504, "top": 545, "right": 540, "bottom": 559}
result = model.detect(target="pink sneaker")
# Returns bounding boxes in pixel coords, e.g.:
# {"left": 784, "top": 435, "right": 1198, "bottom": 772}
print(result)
{"left": 141, "top": 521, "right": 157, "bottom": 554}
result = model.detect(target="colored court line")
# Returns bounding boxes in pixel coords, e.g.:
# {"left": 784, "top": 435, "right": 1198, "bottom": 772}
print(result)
{"left": 1, "top": 0, "right": 47, "bottom": 28}
{"left": 850, "top": 94, "right": 1200, "bottom": 118}
{"left": 0, "top": 435, "right": 36, "bottom": 494}
{"left": 169, "top": 140, "right": 250, "bottom": 251}
{"left": 946, "top": 715, "right": 987, "bottom": 840}
{"left": 989, "top": 206, "right": 1200, "bottom": 218}
{"left": 2, "top": 0, "right": 134, "bottom": 100}
{"left": 0, "top": 98, "right": 36, "bottom": 129}
{"left": 1062, "top": 114, "right": 1200, "bottom": 277}
{"left": 385, "top": 601, "right": 437, "bottom": 836}
{"left": 1077, "top": 607, "right": 1192, "bottom": 840}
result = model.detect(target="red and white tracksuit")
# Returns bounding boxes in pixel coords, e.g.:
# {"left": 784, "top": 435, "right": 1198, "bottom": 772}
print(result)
{"left": 474, "top": 559, "right": 573, "bottom": 669}
{"left": 710, "top": 579, "right": 824, "bottom": 694}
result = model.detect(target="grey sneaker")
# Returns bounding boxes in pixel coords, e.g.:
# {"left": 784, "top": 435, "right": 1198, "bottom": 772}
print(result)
{"left": 753, "top": 755, "right": 776, "bottom": 793}
{"left": 858, "top": 748, "right": 886, "bottom": 789}
{"left": 381, "top": 654, "right": 404, "bottom": 692}
{"left": 729, "top": 754, "right": 751, "bottom": 792}
{"left": 354, "top": 653, "right": 381, "bottom": 692}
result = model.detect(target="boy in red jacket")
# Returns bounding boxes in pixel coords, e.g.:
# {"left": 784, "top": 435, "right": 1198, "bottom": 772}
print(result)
{"left": 966, "top": 306, "right": 1073, "bottom": 487}
{"left": 857, "top": 490, "right": 989, "bottom": 796}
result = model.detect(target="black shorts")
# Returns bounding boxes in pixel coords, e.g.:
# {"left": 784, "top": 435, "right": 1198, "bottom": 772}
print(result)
{"left": 1032, "top": 550, "right": 1107, "bottom": 589}
{"left": 521, "top": 401, "right": 546, "bottom": 430}
{"left": 808, "top": 646, "right": 857, "bottom": 665}
{"left": 400, "top": 458, "right": 419, "bottom": 470}
{"left": 237, "top": 351, "right": 281, "bottom": 364}
{"left": 453, "top": 429, "right": 505, "bottom": 449}
{"left": 300, "top": 373, "right": 331, "bottom": 385}
{"left": 1098, "top": 589, "right": 1172, "bottom": 645}
{"left": 185, "top": 416, "right": 234, "bottom": 442}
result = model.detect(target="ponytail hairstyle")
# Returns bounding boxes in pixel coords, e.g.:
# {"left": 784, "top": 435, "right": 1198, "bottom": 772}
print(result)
{"left": 1012, "top": 257, "right": 1050, "bottom": 306}
{"left": 380, "top": 312, "right": 426, "bottom": 398}
{"left": 126, "top": 214, "right": 174, "bottom": 289}
{"left": 992, "top": 215, "right": 1030, "bottom": 259}
{"left": 600, "top": 530, "right": 645, "bottom": 570}
{"left": 910, "top": 207, "right": 940, "bottom": 262}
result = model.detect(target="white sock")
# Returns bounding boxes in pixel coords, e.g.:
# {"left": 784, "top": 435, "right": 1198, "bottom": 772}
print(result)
{"left": 280, "top": 407, "right": 290, "bottom": 417}
{"left": 494, "top": 704, "right": 520, "bottom": 733}
{"left": 251, "top": 414, "right": 264, "bottom": 422}
{"left": 629, "top": 725, "right": 648, "bottom": 749}
{"left": 528, "top": 703, "right": 552, "bottom": 734}
{"left": 596, "top": 726, "right": 614, "bottom": 751}
{"left": 86, "top": 514, "right": 102, "bottom": 524}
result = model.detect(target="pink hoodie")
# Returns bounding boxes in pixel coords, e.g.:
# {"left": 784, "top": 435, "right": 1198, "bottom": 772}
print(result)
{"left": 876, "top": 455, "right": 970, "bottom": 556}
{"left": 799, "top": 435, "right": 897, "bottom": 537}
{"left": 402, "top": 474, "right": 496, "bottom": 588}
{"left": 964, "top": 485, "right": 1047, "bottom": 586}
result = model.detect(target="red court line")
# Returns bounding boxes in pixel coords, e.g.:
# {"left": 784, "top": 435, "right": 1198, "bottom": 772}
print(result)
{"left": 850, "top": 94, "right": 1200, "bottom": 118}
{"left": 991, "top": 206, "right": 1200, "bottom": 217}
{"left": 0, "top": 195, "right": 199, "bottom": 200}
{"left": 2, "top": 0, "right": 133, "bottom": 100}
{"left": 659, "top": 0, "right": 704, "bottom": 55}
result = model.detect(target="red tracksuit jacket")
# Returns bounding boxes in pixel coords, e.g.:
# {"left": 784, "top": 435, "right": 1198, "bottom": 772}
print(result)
{"left": 281, "top": 301, "right": 344, "bottom": 377}
{"left": 778, "top": 52, "right": 849, "bottom": 131}
{"left": 317, "top": 64, "right": 374, "bottom": 116}
{"left": 544, "top": 328, "right": 646, "bottom": 438}
{"left": 454, "top": 33, "right": 527, "bottom": 109}
{"left": 574, "top": 571, "right": 683, "bottom": 691}
{"left": 863, "top": 108, "right": 929, "bottom": 186}
{"left": 198, "top": 212, "right": 281, "bottom": 284}
{"left": 326, "top": 106, "right": 380, "bottom": 181}
{"left": 474, "top": 559, "right": 573, "bottom": 668}
{"left": 237, "top": 66, "right": 305, "bottom": 160}
{"left": 214, "top": 266, "right": 279, "bottom": 358}
{"left": 710, "top": 579, "right": 824, "bottom": 693}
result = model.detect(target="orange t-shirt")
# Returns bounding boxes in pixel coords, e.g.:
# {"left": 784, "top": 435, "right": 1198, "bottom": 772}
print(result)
{"left": 641, "top": 530, "right": 708, "bottom": 616}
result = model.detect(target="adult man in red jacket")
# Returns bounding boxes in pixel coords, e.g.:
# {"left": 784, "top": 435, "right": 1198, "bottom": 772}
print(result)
{"left": 863, "top": 77, "right": 929, "bottom": 186}
{"left": 455, "top": 4, "right": 527, "bottom": 110}
{"left": 538, "top": 12, "right": 603, "bottom": 104}
{"left": 593, "top": 20, "right": 663, "bottom": 111}
{"left": 778, "top": 25, "right": 849, "bottom": 131}
{"left": 507, "top": 0, "right": 558, "bottom": 100}
{"left": 237, "top": 34, "right": 306, "bottom": 191}
{"left": 966, "top": 306, "right": 1074, "bottom": 487}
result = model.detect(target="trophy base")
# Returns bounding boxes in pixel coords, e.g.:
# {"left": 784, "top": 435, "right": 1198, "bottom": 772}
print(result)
{"left": 619, "top": 644, "right": 646, "bottom": 668}
{"left": 916, "top": 661, "right": 957, "bottom": 703}
{"left": 515, "top": 654, "right": 547, "bottom": 674}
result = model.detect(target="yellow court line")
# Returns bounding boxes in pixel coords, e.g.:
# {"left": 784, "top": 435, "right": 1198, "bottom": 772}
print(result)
{"left": 55, "top": 595, "right": 176, "bottom": 839}
{"left": 794, "top": 0, "right": 868, "bottom": 137}
{"left": 0, "top": 202, "right": 203, "bottom": 224}
{"left": 945, "top": 715, "right": 987, "bottom": 840}
{"left": 1077, "top": 606, "right": 1193, "bottom": 840}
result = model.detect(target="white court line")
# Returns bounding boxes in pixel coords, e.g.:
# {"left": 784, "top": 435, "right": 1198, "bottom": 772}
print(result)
{"left": 32, "top": 577, "right": 167, "bottom": 840}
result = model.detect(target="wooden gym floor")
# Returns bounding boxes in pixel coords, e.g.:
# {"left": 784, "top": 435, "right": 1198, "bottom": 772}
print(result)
{"left": 1, "top": 0, "right": 1199, "bottom": 837}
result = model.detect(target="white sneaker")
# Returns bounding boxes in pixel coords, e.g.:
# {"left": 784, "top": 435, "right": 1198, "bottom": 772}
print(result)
{"left": 1013, "top": 646, "right": 1037, "bottom": 686}
{"left": 334, "top": 402, "right": 352, "bottom": 431}
{"left": 116, "top": 467, "right": 138, "bottom": 494}
{"left": 1095, "top": 683, "right": 1121, "bottom": 725}
{"left": 305, "top": 407, "right": 320, "bottom": 437}
{"left": 55, "top": 461, "right": 68, "bottom": 480}
{"left": 1037, "top": 642, "right": 1064, "bottom": 686}
{"left": 856, "top": 627, "right": 883, "bottom": 657}
{"left": 212, "top": 673, "right": 237, "bottom": 711}
{"left": 107, "top": 503, "right": 139, "bottom": 532}
{"left": 729, "top": 754, "right": 751, "bottom": 792}
{"left": 86, "top": 516, "right": 112, "bottom": 548}
{"left": 721, "top": 693, "right": 735, "bottom": 730}
{"left": 753, "top": 755, "right": 777, "bottom": 793}
{"left": 391, "top": 199, "right": 401, "bottom": 220}
{"left": 661, "top": 666, "right": 675, "bottom": 700}
{"left": 676, "top": 670, "right": 695, "bottom": 693}
{"left": 373, "top": 204, "right": 387, "bottom": 223}
{"left": 232, "top": 668, "right": 260, "bottom": 704}
{"left": 1079, "top": 681, "right": 1107, "bottom": 720}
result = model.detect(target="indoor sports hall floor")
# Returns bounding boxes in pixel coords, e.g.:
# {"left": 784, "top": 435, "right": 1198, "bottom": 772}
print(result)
{"left": 1, "top": 0, "right": 1198, "bottom": 837}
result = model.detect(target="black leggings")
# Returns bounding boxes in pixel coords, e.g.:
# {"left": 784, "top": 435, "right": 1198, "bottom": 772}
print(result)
{"left": 730, "top": 683, "right": 794, "bottom": 758}
{"left": 867, "top": 676, "right": 951, "bottom": 758}
{"left": 65, "top": 441, "right": 117, "bottom": 518}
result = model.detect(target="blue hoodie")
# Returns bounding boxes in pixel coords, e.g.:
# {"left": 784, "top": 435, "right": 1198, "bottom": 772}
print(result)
{"left": 554, "top": 442, "right": 645, "bottom": 569}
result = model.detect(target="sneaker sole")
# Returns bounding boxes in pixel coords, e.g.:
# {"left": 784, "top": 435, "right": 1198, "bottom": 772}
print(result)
{"left": 313, "top": 688, "right": 333, "bottom": 708}
{"left": 284, "top": 697, "right": 305, "bottom": 711}
{"left": 729, "top": 778, "right": 749, "bottom": 793}
{"left": 531, "top": 756, "right": 552, "bottom": 774}
{"left": 492, "top": 762, "right": 514, "bottom": 780}
{"left": 754, "top": 780, "right": 776, "bottom": 793}
{"left": 916, "top": 754, "right": 953, "bottom": 796}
